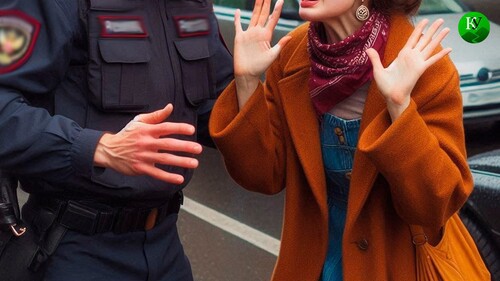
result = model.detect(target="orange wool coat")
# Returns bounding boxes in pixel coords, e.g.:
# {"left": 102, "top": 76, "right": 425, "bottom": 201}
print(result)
{"left": 209, "top": 14, "right": 473, "bottom": 281}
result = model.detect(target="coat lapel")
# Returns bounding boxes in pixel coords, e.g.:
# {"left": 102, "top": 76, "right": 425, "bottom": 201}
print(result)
{"left": 277, "top": 33, "right": 328, "bottom": 211}
{"left": 346, "top": 14, "right": 415, "bottom": 227}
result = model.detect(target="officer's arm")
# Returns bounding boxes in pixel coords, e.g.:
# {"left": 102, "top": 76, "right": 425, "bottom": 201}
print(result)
{"left": 196, "top": 8, "right": 234, "bottom": 148}
{"left": 0, "top": 1, "right": 103, "bottom": 182}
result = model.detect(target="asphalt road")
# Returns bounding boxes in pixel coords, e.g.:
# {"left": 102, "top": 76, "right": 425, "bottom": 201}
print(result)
{"left": 179, "top": 147, "right": 283, "bottom": 281}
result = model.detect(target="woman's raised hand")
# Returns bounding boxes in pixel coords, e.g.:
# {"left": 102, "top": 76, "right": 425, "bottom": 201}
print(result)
{"left": 366, "top": 19, "right": 452, "bottom": 121}
{"left": 234, "top": 0, "right": 291, "bottom": 77}
{"left": 233, "top": 0, "right": 291, "bottom": 109}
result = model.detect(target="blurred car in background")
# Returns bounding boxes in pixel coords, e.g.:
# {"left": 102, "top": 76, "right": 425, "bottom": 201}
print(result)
{"left": 462, "top": 0, "right": 500, "bottom": 26}
{"left": 214, "top": 0, "right": 500, "bottom": 123}
{"left": 461, "top": 149, "right": 500, "bottom": 281}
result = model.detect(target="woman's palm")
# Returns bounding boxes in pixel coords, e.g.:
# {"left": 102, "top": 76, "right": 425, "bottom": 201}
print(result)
{"left": 367, "top": 19, "right": 452, "bottom": 106}
{"left": 233, "top": 0, "right": 291, "bottom": 78}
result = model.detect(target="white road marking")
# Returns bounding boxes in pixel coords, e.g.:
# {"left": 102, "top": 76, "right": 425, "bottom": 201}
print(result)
{"left": 181, "top": 196, "right": 280, "bottom": 257}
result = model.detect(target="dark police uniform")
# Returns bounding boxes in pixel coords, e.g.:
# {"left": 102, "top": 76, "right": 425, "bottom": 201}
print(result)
{"left": 0, "top": 0, "right": 233, "bottom": 279}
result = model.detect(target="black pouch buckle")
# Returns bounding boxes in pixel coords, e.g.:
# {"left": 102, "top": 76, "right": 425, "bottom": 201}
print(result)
{"left": 59, "top": 201, "right": 99, "bottom": 235}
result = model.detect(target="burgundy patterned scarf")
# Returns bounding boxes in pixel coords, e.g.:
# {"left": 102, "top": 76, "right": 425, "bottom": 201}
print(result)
{"left": 307, "top": 11, "right": 390, "bottom": 116}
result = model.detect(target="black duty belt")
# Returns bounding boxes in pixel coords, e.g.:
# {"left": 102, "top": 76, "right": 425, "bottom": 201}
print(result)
{"left": 25, "top": 191, "right": 183, "bottom": 235}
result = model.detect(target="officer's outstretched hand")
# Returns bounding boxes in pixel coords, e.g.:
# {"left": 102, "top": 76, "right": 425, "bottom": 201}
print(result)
{"left": 93, "top": 104, "right": 202, "bottom": 184}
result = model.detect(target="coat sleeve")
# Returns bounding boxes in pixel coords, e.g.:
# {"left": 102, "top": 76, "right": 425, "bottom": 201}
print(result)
{"left": 0, "top": 1, "right": 103, "bottom": 183}
{"left": 209, "top": 56, "right": 287, "bottom": 195}
{"left": 357, "top": 56, "right": 473, "bottom": 228}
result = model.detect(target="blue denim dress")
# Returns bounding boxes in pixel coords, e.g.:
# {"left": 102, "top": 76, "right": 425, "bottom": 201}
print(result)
{"left": 320, "top": 113, "right": 361, "bottom": 281}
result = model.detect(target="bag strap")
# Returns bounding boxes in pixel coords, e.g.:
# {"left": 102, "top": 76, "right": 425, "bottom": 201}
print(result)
{"left": 409, "top": 225, "right": 428, "bottom": 246}
{"left": 0, "top": 172, "right": 19, "bottom": 219}
{"left": 0, "top": 172, "right": 26, "bottom": 237}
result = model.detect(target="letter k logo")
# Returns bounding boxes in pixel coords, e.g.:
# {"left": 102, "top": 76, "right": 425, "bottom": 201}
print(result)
{"left": 466, "top": 17, "right": 482, "bottom": 30}
{"left": 459, "top": 12, "right": 490, "bottom": 43}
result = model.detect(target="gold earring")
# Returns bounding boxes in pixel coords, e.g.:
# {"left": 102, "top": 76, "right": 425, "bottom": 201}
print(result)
{"left": 356, "top": 0, "right": 370, "bottom": 21}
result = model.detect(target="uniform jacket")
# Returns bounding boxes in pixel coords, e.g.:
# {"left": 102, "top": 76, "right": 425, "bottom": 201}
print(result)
{"left": 209, "top": 14, "right": 473, "bottom": 280}
{"left": 0, "top": 0, "right": 233, "bottom": 204}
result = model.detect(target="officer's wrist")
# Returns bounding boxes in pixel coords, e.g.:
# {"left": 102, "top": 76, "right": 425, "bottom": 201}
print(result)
{"left": 93, "top": 133, "right": 113, "bottom": 167}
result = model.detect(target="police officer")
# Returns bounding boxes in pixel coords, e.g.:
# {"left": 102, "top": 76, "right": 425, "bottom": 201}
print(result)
{"left": 0, "top": 0, "right": 233, "bottom": 280}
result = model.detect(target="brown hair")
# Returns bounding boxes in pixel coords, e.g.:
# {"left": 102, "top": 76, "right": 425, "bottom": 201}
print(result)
{"left": 372, "top": 0, "right": 423, "bottom": 15}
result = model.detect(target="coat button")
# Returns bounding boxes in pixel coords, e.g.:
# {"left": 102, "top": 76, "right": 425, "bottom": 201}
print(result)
{"left": 357, "top": 239, "right": 369, "bottom": 251}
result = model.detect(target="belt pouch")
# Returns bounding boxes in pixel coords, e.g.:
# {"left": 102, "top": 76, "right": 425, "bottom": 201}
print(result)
{"left": 0, "top": 174, "right": 44, "bottom": 281}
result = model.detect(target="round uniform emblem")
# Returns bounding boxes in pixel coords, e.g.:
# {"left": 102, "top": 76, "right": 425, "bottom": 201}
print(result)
{"left": 0, "top": 11, "right": 40, "bottom": 74}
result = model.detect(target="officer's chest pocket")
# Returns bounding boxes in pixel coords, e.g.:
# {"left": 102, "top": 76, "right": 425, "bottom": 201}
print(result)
{"left": 87, "top": 0, "right": 152, "bottom": 112}
{"left": 174, "top": 37, "right": 215, "bottom": 106}
{"left": 88, "top": 38, "right": 151, "bottom": 112}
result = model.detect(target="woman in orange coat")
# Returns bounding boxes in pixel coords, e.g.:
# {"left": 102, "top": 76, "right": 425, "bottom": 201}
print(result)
{"left": 210, "top": 0, "right": 477, "bottom": 280}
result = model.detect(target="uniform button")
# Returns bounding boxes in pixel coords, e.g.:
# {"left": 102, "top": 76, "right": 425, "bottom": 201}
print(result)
{"left": 357, "top": 239, "right": 369, "bottom": 251}
{"left": 345, "top": 172, "right": 352, "bottom": 180}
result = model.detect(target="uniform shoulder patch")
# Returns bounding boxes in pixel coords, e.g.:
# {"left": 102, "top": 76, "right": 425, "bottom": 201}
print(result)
{"left": 0, "top": 10, "right": 41, "bottom": 74}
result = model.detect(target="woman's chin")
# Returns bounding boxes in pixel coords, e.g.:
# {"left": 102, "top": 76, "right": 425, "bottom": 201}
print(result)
{"left": 298, "top": 10, "right": 314, "bottom": 22}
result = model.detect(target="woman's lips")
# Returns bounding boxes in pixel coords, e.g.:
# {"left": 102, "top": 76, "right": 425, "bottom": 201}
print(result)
{"left": 300, "top": 0, "right": 319, "bottom": 8}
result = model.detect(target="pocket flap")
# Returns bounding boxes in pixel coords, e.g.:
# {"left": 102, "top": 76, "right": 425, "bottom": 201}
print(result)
{"left": 98, "top": 39, "right": 151, "bottom": 63}
{"left": 174, "top": 38, "right": 210, "bottom": 61}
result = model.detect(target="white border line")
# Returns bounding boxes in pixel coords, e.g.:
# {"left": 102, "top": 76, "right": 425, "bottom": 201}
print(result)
{"left": 181, "top": 196, "right": 280, "bottom": 257}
